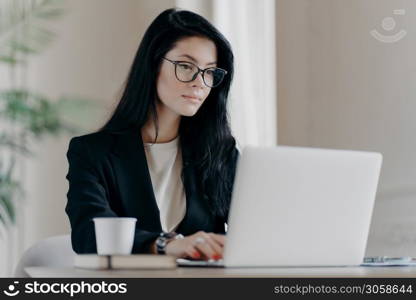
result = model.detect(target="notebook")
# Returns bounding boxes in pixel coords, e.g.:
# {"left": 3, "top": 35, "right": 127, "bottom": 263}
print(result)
{"left": 362, "top": 257, "right": 416, "bottom": 267}
{"left": 74, "top": 254, "right": 177, "bottom": 270}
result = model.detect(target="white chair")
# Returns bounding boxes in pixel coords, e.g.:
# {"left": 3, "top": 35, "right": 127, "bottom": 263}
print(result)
{"left": 14, "top": 234, "right": 75, "bottom": 277}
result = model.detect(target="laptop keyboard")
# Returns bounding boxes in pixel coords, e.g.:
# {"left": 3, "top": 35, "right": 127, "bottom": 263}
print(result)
{"left": 176, "top": 258, "right": 225, "bottom": 268}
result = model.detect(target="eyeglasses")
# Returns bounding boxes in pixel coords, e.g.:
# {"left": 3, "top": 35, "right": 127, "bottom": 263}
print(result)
{"left": 163, "top": 57, "right": 227, "bottom": 88}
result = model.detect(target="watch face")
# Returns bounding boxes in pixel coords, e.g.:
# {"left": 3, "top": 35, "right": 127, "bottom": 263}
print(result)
{"left": 156, "top": 236, "right": 167, "bottom": 254}
{"left": 157, "top": 233, "right": 178, "bottom": 254}
{"left": 157, "top": 237, "right": 167, "bottom": 246}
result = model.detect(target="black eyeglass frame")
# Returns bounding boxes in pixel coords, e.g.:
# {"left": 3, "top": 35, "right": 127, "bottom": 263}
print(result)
{"left": 163, "top": 57, "right": 228, "bottom": 88}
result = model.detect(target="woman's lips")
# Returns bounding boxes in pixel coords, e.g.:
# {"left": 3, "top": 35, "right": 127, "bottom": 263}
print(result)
{"left": 182, "top": 95, "right": 201, "bottom": 103}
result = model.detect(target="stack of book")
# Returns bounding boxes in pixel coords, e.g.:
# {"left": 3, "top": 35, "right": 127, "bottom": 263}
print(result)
{"left": 74, "top": 254, "right": 177, "bottom": 270}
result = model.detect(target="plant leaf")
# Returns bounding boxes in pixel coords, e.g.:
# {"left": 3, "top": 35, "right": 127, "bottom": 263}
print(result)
{"left": 0, "top": 55, "right": 21, "bottom": 64}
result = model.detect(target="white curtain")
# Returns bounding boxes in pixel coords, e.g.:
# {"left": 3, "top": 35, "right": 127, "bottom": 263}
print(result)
{"left": 176, "top": 0, "right": 278, "bottom": 147}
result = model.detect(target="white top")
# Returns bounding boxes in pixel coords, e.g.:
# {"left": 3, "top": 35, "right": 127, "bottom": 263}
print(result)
{"left": 143, "top": 136, "right": 186, "bottom": 232}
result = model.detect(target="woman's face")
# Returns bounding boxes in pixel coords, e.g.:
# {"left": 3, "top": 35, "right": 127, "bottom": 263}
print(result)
{"left": 156, "top": 36, "right": 217, "bottom": 117}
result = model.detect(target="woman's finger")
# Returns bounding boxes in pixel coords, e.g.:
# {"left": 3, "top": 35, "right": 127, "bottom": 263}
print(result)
{"left": 184, "top": 245, "right": 201, "bottom": 259}
{"left": 207, "top": 233, "right": 226, "bottom": 247}
{"left": 201, "top": 234, "right": 223, "bottom": 257}
{"left": 193, "top": 237, "right": 219, "bottom": 260}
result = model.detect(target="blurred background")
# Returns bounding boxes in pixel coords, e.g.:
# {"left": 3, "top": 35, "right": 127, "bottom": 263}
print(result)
{"left": 0, "top": 0, "right": 415, "bottom": 276}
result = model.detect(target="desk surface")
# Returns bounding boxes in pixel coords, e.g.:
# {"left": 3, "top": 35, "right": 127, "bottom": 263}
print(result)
{"left": 26, "top": 266, "right": 416, "bottom": 278}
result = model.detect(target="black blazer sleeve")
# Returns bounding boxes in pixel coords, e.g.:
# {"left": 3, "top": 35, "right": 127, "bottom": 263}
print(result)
{"left": 65, "top": 137, "right": 159, "bottom": 254}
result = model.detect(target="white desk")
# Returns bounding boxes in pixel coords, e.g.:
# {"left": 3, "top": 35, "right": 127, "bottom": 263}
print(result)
{"left": 26, "top": 266, "right": 416, "bottom": 278}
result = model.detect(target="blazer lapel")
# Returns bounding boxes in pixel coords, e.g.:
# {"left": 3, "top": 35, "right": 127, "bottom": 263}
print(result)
{"left": 108, "top": 129, "right": 212, "bottom": 235}
{"left": 110, "top": 130, "right": 162, "bottom": 232}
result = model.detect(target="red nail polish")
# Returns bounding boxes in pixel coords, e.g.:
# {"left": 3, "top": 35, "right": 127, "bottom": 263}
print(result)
{"left": 193, "top": 252, "right": 201, "bottom": 259}
{"left": 213, "top": 254, "right": 222, "bottom": 260}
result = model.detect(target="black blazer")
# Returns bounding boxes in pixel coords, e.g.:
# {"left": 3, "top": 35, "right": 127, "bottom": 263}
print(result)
{"left": 65, "top": 129, "right": 239, "bottom": 254}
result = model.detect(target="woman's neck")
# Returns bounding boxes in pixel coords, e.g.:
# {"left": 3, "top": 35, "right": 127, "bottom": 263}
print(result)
{"left": 141, "top": 102, "right": 181, "bottom": 143}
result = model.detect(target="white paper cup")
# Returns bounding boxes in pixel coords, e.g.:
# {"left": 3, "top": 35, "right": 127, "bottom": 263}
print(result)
{"left": 93, "top": 217, "right": 137, "bottom": 255}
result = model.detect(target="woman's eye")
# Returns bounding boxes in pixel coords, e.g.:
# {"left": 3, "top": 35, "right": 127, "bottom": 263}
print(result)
{"left": 178, "top": 64, "right": 192, "bottom": 70}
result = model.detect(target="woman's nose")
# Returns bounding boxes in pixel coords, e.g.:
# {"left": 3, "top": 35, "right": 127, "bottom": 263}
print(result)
{"left": 192, "top": 71, "right": 205, "bottom": 88}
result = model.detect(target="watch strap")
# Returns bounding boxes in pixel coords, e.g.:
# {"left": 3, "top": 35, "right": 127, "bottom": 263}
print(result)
{"left": 156, "top": 232, "right": 184, "bottom": 254}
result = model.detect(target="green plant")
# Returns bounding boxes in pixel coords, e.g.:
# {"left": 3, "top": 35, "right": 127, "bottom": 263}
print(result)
{"left": 0, "top": 0, "right": 96, "bottom": 232}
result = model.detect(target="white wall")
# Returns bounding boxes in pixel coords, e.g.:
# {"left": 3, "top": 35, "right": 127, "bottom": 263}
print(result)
{"left": 277, "top": 0, "right": 416, "bottom": 256}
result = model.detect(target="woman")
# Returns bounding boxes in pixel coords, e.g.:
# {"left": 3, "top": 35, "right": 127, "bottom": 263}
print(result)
{"left": 65, "top": 8, "right": 239, "bottom": 261}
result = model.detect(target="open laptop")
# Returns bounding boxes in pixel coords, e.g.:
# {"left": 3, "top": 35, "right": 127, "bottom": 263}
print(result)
{"left": 177, "top": 145, "right": 382, "bottom": 268}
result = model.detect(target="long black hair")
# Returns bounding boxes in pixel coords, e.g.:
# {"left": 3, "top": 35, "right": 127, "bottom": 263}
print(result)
{"left": 100, "top": 8, "right": 237, "bottom": 219}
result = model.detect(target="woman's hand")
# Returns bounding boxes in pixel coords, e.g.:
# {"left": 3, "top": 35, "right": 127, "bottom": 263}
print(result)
{"left": 165, "top": 231, "right": 225, "bottom": 260}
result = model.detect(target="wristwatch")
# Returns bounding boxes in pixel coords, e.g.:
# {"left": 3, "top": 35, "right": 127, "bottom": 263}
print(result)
{"left": 155, "top": 232, "right": 184, "bottom": 254}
